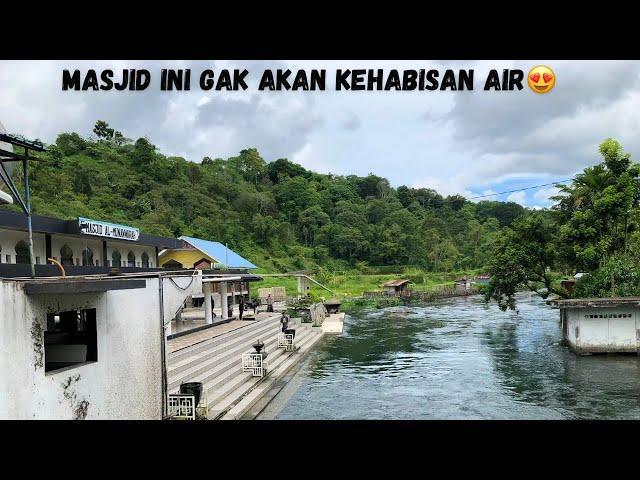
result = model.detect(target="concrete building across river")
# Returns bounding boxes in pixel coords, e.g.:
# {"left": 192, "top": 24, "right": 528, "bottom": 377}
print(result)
{"left": 558, "top": 297, "right": 640, "bottom": 355}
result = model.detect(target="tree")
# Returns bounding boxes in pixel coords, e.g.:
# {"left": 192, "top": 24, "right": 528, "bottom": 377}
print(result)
{"left": 56, "top": 132, "right": 86, "bottom": 155}
{"left": 335, "top": 226, "right": 366, "bottom": 261}
{"left": 298, "top": 206, "right": 330, "bottom": 245}
{"left": 485, "top": 138, "right": 640, "bottom": 310}
{"left": 483, "top": 234, "right": 529, "bottom": 311}
{"left": 93, "top": 120, "right": 114, "bottom": 140}
{"left": 113, "top": 131, "right": 130, "bottom": 146}
{"left": 554, "top": 138, "right": 640, "bottom": 270}
{"left": 273, "top": 176, "right": 320, "bottom": 216}
{"left": 71, "top": 165, "right": 93, "bottom": 195}
{"left": 397, "top": 185, "right": 413, "bottom": 207}
{"left": 426, "top": 235, "right": 459, "bottom": 271}
{"left": 484, "top": 212, "right": 564, "bottom": 310}
{"left": 475, "top": 201, "right": 525, "bottom": 227}
{"left": 132, "top": 137, "right": 156, "bottom": 167}
{"left": 366, "top": 199, "right": 391, "bottom": 224}
{"left": 444, "top": 194, "right": 467, "bottom": 211}
{"left": 573, "top": 254, "right": 640, "bottom": 298}
{"left": 266, "top": 158, "right": 309, "bottom": 184}
{"left": 370, "top": 223, "right": 408, "bottom": 265}
{"left": 93, "top": 120, "right": 128, "bottom": 144}
{"left": 229, "top": 148, "right": 266, "bottom": 184}
{"left": 351, "top": 174, "right": 389, "bottom": 199}
{"left": 334, "top": 200, "right": 367, "bottom": 229}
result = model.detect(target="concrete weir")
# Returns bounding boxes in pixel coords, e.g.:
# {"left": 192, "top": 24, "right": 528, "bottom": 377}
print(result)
{"left": 166, "top": 307, "right": 335, "bottom": 420}
{"left": 322, "top": 312, "right": 345, "bottom": 334}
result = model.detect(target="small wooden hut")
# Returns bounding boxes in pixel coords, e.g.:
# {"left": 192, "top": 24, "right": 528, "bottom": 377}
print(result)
{"left": 381, "top": 279, "right": 411, "bottom": 296}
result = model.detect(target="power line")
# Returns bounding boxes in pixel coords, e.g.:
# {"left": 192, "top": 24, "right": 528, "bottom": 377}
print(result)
{"left": 468, "top": 179, "right": 573, "bottom": 200}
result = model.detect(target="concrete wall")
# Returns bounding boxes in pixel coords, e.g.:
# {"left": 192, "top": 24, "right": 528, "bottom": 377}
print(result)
{"left": 563, "top": 306, "right": 640, "bottom": 354}
{"left": 0, "top": 273, "right": 201, "bottom": 419}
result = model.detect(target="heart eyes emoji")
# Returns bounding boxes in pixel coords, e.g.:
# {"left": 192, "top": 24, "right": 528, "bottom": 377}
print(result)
{"left": 527, "top": 65, "right": 556, "bottom": 94}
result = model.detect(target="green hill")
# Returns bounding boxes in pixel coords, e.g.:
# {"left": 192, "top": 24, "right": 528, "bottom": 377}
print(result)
{"left": 1, "top": 121, "right": 525, "bottom": 275}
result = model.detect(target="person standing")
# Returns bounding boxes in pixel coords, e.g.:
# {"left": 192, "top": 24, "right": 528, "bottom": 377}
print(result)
{"left": 239, "top": 296, "right": 245, "bottom": 320}
{"left": 267, "top": 293, "right": 274, "bottom": 313}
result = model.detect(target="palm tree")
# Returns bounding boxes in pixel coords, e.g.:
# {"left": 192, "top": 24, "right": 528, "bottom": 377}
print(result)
{"left": 552, "top": 164, "right": 610, "bottom": 215}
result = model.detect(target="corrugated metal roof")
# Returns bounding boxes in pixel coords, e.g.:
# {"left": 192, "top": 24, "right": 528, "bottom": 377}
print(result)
{"left": 382, "top": 279, "right": 410, "bottom": 287}
{"left": 179, "top": 236, "right": 257, "bottom": 269}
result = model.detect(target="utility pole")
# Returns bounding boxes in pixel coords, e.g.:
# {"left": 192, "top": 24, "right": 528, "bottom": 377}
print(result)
{"left": 0, "top": 133, "right": 46, "bottom": 278}
{"left": 23, "top": 148, "right": 35, "bottom": 277}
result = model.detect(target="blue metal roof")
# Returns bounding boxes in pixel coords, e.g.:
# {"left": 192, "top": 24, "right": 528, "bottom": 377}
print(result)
{"left": 179, "top": 236, "right": 257, "bottom": 269}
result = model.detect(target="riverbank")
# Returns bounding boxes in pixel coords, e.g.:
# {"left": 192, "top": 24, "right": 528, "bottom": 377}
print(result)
{"left": 241, "top": 348, "right": 317, "bottom": 419}
{"left": 253, "top": 268, "right": 483, "bottom": 302}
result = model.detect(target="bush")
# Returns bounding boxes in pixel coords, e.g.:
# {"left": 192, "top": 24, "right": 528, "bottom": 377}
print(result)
{"left": 56, "top": 133, "right": 86, "bottom": 156}
{"left": 573, "top": 254, "right": 640, "bottom": 298}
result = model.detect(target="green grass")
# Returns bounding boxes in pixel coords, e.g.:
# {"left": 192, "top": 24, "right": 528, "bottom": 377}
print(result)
{"left": 341, "top": 296, "right": 403, "bottom": 313}
{"left": 250, "top": 266, "right": 484, "bottom": 302}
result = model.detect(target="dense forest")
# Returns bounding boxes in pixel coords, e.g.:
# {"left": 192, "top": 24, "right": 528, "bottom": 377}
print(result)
{"left": 1, "top": 121, "right": 526, "bottom": 274}
{"left": 4, "top": 122, "right": 636, "bottom": 306}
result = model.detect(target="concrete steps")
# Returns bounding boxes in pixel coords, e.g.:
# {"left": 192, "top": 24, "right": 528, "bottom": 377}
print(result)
{"left": 167, "top": 318, "right": 279, "bottom": 391}
{"left": 221, "top": 326, "right": 325, "bottom": 420}
{"left": 168, "top": 320, "right": 281, "bottom": 391}
{"left": 171, "top": 330, "right": 283, "bottom": 396}
{"left": 169, "top": 316, "right": 278, "bottom": 364}
{"left": 166, "top": 313, "right": 325, "bottom": 420}
{"left": 207, "top": 325, "right": 323, "bottom": 419}
{"left": 205, "top": 325, "right": 314, "bottom": 417}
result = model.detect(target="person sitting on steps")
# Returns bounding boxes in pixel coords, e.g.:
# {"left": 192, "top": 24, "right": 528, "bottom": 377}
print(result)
{"left": 280, "top": 313, "right": 295, "bottom": 340}
{"left": 280, "top": 313, "right": 289, "bottom": 333}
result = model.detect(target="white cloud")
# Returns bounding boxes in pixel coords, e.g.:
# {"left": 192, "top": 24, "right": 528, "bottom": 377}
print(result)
{"left": 443, "top": 60, "right": 640, "bottom": 187}
{"left": 506, "top": 191, "right": 526, "bottom": 205}
{"left": 2, "top": 59, "right": 640, "bottom": 199}
{"left": 533, "top": 186, "right": 560, "bottom": 203}
{"left": 468, "top": 189, "right": 497, "bottom": 203}
{"left": 412, "top": 176, "right": 474, "bottom": 198}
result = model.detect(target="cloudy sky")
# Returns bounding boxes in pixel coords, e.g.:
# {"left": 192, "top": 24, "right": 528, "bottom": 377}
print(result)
{"left": 2, "top": 59, "right": 640, "bottom": 208}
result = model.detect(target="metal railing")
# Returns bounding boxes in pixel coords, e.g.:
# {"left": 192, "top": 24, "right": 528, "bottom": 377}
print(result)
{"left": 168, "top": 394, "right": 196, "bottom": 420}
{"left": 241, "top": 353, "right": 266, "bottom": 377}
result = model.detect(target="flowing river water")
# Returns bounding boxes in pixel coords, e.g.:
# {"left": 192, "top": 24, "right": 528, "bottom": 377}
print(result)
{"left": 272, "top": 292, "right": 640, "bottom": 419}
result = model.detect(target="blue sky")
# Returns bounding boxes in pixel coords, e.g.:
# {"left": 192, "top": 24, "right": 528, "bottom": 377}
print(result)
{"left": 2, "top": 60, "right": 640, "bottom": 209}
